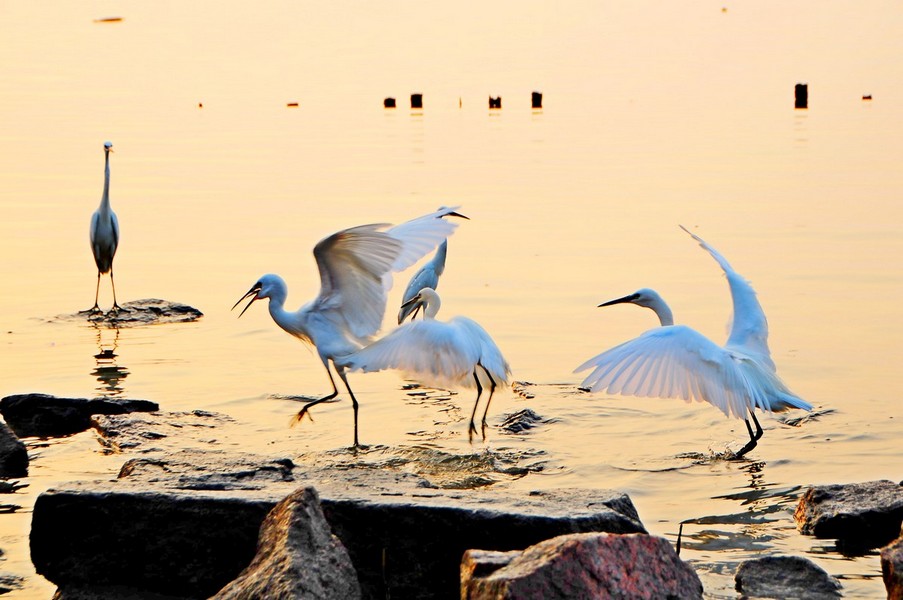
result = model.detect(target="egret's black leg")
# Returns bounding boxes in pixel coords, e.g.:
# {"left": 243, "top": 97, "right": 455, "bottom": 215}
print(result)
{"left": 469, "top": 370, "right": 483, "bottom": 443}
{"left": 110, "top": 267, "right": 121, "bottom": 311}
{"left": 292, "top": 365, "right": 340, "bottom": 425}
{"left": 91, "top": 272, "right": 102, "bottom": 313}
{"left": 735, "top": 410, "right": 764, "bottom": 458}
{"left": 336, "top": 368, "right": 360, "bottom": 447}
{"left": 479, "top": 365, "right": 498, "bottom": 441}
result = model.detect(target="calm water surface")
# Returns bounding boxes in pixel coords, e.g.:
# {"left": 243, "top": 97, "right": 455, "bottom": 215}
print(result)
{"left": 1, "top": 2, "right": 902, "bottom": 597}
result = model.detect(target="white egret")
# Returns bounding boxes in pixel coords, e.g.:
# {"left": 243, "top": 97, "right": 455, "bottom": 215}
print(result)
{"left": 233, "top": 207, "right": 466, "bottom": 447}
{"left": 89, "top": 141, "right": 121, "bottom": 313}
{"left": 342, "top": 287, "right": 511, "bottom": 441}
{"left": 575, "top": 226, "right": 811, "bottom": 458}
{"left": 397, "top": 240, "right": 449, "bottom": 323}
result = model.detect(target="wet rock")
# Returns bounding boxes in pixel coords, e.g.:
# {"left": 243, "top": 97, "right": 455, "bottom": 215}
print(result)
{"left": 795, "top": 480, "right": 903, "bottom": 551}
{"left": 497, "top": 409, "right": 544, "bottom": 434}
{"left": 0, "top": 393, "right": 158, "bottom": 438}
{"left": 212, "top": 486, "right": 361, "bottom": 600}
{"left": 882, "top": 531, "right": 903, "bottom": 600}
{"left": 461, "top": 532, "right": 702, "bottom": 599}
{"left": 83, "top": 299, "right": 203, "bottom": 327}
{"left": 32, "top": 450, "right": 646, "bottom": 600}
{"left": 734, "top": 555, "right": 841, "bottom": 599}
{"left": 0, "top": 421, "right": 27, "bottom": 478}
{"left": 93, "top": 410, "right": 233, "bottom": 453}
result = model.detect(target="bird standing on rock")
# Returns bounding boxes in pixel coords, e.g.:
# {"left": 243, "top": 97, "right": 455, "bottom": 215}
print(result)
{"left": 89, "top": 141, "right": 121, "bottom": 313}
{"left": 575, "top": 226, "right": 811, "bottom": 458}
{"left": 233, "top": 207, "right": 467, "bottom": 447}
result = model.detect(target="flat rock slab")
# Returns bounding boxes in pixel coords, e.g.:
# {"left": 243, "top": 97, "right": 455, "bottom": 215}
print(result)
{"left": 795, "top": 480, "right": 903, "bottom": 551}
{"left": 0, "top": 393, "right": 159, "bottom": 438}
{"left": 734, "top": 555, "right": 842, "bottom": 599}
{"left": 32, "top": 450, "right": 646, "bottom": 600}
{"left": 461, "top": 532, "right": 702, "bottom": 599}
{"left": 60, "top": 299, "right": 203, "bottom": 327}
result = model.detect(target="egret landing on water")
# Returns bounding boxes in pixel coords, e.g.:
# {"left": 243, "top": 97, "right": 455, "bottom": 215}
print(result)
{"left": 575, "top": 226, "right": 811, "bottom": 458}
{"left": 343, "top": 287, "right": 511, "bottom": 442}
{"left": 89, "top": 141, "right": 121, "bottom": 313}
{"left": 233, "top": 207, "right": 467, "bottom": 447}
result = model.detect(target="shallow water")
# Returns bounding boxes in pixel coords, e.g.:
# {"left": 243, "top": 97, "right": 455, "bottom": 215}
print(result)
{"left": 1, "top": 1, "right": 902, "bottom": 597}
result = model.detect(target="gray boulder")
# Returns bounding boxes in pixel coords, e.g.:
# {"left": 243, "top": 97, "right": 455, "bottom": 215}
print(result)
{"left": 0, "top": 393, "right": 158, "bottom": 438}
{"left": 734, "top": 555, "right": 841, "bottom": 599}
{"left": 795, "top": 480, "right": 903, "bottom": 551}
{"left": 882, "top": 531, "right": 903, "bottom": 600}
{"left": 0, "top": 421, "right": 27, "bottom": 477}
{"left": 461, "top": 532, "right": 702, "bottom": 599}
{"left": 212, "top": 486, "right": 360, "bottom": 600}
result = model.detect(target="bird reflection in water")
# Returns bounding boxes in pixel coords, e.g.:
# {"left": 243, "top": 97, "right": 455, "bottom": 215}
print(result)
{"left": 91, "top": 326, "right": 129, "bottom": 397}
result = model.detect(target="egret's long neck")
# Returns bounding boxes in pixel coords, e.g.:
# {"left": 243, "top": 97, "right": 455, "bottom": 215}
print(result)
{"left": 100, "top": 151, "right": 112, "bottom": 212}
{"left": 647, "top": 296, "right": 675, "bottom": 326}
{"left": 432, "top": 241, "right": 448, "bottom": 276}
{"left": 422, "top": 290, "right": 441, "bottom": 319}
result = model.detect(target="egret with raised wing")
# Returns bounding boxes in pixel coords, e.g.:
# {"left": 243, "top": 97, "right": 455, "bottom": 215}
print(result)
{"left": 343, "top": 287, "right": 511, "bottom": 442}
{"left": 233, "top": 207, "right": 466, "bottom": 446}
{"left": 575, "top": 226, "right": 811, "bottom": 458}
{"left": 89, "top": 141, "right": 121, "bottom": 313}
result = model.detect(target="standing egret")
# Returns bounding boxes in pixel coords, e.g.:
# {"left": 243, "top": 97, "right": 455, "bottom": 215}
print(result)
{"left": 89, "top": 141, "right": 121, "bottom": 313}
{"left": 233, "top": 207, "right": 465, "bottom": 447}
{"left": 342, "top": 287, "right": 511, "bottom": 442}
{"left": 575, "top": 226, "right": 811, "bottom": 458}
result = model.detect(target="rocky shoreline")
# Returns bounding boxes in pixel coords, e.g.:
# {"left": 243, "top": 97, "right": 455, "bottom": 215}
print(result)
{"left": 1, "top": 393, "right": 901, "bottom": 598}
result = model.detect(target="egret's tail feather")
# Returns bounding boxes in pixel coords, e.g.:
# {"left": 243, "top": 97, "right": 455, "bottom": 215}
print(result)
{"left": 770, "top": 392, "right": 812, "bottom": 412}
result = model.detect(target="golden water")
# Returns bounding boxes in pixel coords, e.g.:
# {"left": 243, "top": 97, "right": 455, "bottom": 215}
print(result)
{"left": 1, "top": 2, "right": 902, "bottom": 597}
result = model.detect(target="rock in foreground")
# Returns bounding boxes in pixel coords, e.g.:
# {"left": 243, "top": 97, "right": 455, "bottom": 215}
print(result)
{"left": 461, "top": 532, "right": 702, "bottom": 599}
{"left": 883, "top": 533, "right": 903, "bottom": 600}
{"left": 795, "top": 480, "right": 903, "bottom": 551}
{"left": 31, "top": 450, "right": 646, "bottom": 600}
{"left": 0, "top": 393, "right": 158, "bottom": 438}
{"left": 84, "top": 299, "right": 203, "bottom": 326}
{"left": 734, "top": 555, "right": 841, "bottom": 599}
{"left": 0, "top": 421, "right": 28, "bottom": 477}
{"left": 212, "top": 486, "right": 360, "bottom": 600}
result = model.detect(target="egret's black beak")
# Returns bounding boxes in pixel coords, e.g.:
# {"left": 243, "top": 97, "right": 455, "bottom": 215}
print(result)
{"left": 598, "top": 293, "right": 639, "bottom": 308}
{"left": 445, "top": 211, "right": 469, "bottom": 220}
{"left": 400, "top": 294, "right": 421, "bottom": 309}
{"left": 233, "top": 283, "right": 262, "bottom": 317}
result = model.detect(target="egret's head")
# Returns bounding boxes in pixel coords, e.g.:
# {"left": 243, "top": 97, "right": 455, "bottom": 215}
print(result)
{"left": 104, "top": 141, "right": 113, "bottom": 153}
{"left": 232, "top": 274, "right": 285, "bottom": 317}
{"left": 401, "top": 287, "right": 441, "bottom": 319}
{"left": 599, "top": 288, "right": 662, "bottom": 310}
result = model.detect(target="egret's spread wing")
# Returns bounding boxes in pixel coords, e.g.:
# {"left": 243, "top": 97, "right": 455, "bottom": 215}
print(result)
{"left": 451, "top": 316, "right": 511, "bottom": 385}
{"left": 344, "top": 320, "right": 482, "bottom": 389}
{"left": 312, "top": 224, "right": 403, "bottom": 341}
{"left": 576, "top": 325, "right": 769, "bottom": 419}
{"left": 680, "top": 226, "right": 774, "bottom": 370}
{"left": 386, "top": 207, "right": 461, "bottom": 271}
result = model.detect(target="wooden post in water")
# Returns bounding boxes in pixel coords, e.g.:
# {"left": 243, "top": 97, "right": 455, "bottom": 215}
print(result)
{"left": 384, "top": 97, "right": 396, "bottom": 108}
{"left": 794, "top": 83, "right": 808, "bottom": 109}
{"left": 489, "top": 96, "right": 502, "bottom": 109}
{"left": 410, "top": 93, "right": 423, "bottom": 109}
{"left": 532, "top": 91, "right": 543, "bottom": 109}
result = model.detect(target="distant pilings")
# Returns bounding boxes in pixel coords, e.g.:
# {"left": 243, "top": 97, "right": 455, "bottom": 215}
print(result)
{"left": 795, "top": 83, "right": 808, "bottom": 109}
{"left": 532, "top": 91, "right": 542, "bottom": 109}
{"left": 383, "top": 97, "right": 396, "bottom": 109}
{"left": 489, "top": 96, "right": 502, "bottom": 109}
{"left": 410, "top": 93, "right": 423, "bottom": 109}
